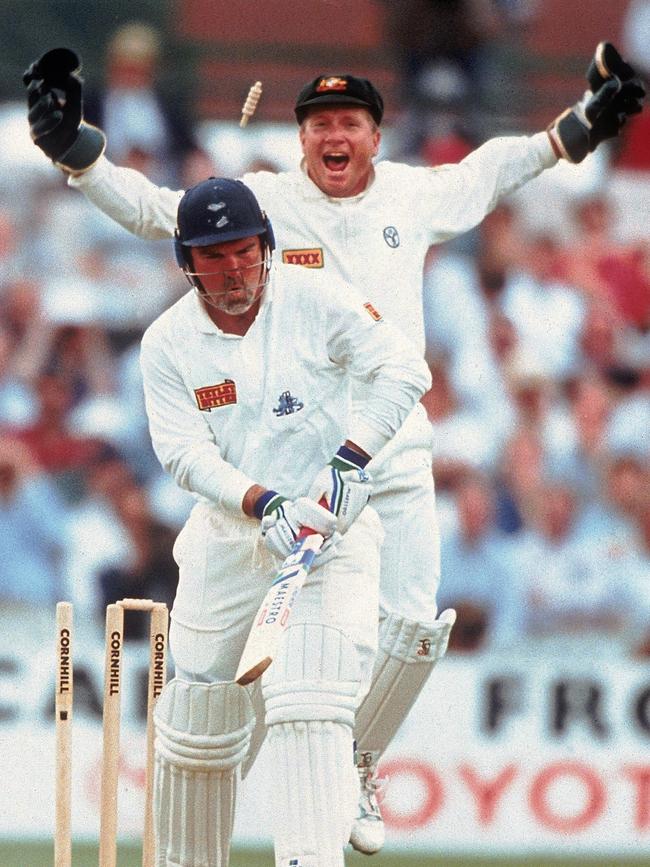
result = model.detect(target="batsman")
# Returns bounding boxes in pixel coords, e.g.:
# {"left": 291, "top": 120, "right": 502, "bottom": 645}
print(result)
{"left": 138, "top": 176, "right": 428, "bottom": 866}
{"left": 23, "top": 39, "right": 645, "bottom": 857}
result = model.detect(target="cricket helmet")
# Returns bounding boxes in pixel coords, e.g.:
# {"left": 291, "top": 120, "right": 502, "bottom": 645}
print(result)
{"left": 174, "top": 177, "right": 275, "bottom": 268}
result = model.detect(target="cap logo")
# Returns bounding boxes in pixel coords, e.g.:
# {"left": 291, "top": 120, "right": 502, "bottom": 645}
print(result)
{"left": 194, "top": 379, "right": 237, "bottom": 411}
{"left": 316, "top": 76, "right": 348, "bottom": 93}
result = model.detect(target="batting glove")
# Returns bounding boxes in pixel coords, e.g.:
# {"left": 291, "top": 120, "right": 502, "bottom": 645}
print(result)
{"left": 258, "top": 493, "right": 340, "bottom": 562}
{"left": 23, "top": 48, "right": 106, "bottom": 172}
{"left": 307, "top": 445, "right": 372, "bottom": 535}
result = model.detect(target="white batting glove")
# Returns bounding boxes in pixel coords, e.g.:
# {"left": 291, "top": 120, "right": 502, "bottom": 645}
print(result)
{"left": 259, "top": 494, "right": 340, "bottom": 561}
{"left": 308, "top": 445, "right": 372, "bottom": 535}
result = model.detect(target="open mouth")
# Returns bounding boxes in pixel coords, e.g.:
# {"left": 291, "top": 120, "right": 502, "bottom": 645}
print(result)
{"left": 323, "top": 153, "right": 349, "bottom": 172}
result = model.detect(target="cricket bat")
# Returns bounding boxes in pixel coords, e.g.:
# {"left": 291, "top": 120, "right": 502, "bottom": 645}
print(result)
{"left": 235, "top": 522, "right": 325, "bottom": 685}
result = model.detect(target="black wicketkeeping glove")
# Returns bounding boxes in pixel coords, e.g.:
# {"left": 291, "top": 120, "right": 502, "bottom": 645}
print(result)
{"left": 587, "top": 41, "right": 638, "bottom": 92}
{"left": 23, "top": 47, "right": 106, "bottom": 172}
{"left": 586, "top": 41, "right": 645, "bottom": 148}
{"left": 548, "top": 40, "right": 645, "bottom": 163}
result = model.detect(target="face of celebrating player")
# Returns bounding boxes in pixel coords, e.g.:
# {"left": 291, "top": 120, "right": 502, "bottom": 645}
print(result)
{"left": 299, "top": 106, "right": 381, "bottom": 198}
{"left": 189, "top": 235, "right": 267, "bottom": 327}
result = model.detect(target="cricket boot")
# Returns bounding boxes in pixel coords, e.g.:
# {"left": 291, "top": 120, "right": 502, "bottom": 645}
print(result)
{"left": 349, "top": 749, "right": 386, "bottom": 854}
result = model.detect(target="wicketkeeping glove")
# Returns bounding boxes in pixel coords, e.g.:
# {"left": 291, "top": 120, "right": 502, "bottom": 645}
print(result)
{"left": 307, "top": 445, "right": 372, "bottom": 535}
{"left": 548, "top": 41, "right": 645, "bottom": 164}
{"left": 585, "top": 41, "right": 645, "bottom": 149}
{"left": 259, "top": 493, "right": 340, "bottom": 561}
{"left": 23, "top": 47, "right": 106, "bottom": 172}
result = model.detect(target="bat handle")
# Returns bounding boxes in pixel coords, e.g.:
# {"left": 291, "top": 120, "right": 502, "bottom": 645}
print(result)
{"left": 297, "top": 496, "right": 329, "bottom": 540}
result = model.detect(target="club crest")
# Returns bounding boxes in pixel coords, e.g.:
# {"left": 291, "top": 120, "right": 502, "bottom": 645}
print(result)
{"left": 273, "top": 390, "right": 304, "bottom": 416}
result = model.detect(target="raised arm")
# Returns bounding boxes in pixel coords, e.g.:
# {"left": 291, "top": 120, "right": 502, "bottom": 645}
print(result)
{"left": 418, "top": 41, "right": 645, "bottom": 241}
{"left": 23, "top": 47, "right": 181, "bottom": 239}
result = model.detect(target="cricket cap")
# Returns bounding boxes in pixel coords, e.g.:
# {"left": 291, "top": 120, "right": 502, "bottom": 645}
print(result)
{"left": 294, "top": 74, "right": 384, "bottom": 125}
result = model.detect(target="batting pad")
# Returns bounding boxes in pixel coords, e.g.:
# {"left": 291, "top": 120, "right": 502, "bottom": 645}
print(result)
{"left": 240, "top": 678, "right": 265, "bottom": 780}
{"left": 153, "top": 679, "right": 255, "bottom": 867}
{"left": 354, "top": 608, "right": 456, "bottom": 755}
{"left": 262, "top": 623, "right": 363, "bottom": 867}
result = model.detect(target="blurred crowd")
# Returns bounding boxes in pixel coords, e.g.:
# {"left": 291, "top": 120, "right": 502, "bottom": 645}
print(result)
{"left": 0, "top": 15, "right": 648, "bottom": 655}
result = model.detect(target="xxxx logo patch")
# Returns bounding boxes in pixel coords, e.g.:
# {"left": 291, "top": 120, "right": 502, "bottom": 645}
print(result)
{"left": 282, "top": 248, "right": 324, "bottom": 268}
{"left": 194, "top": 379, "right": 237, "bottom": 411}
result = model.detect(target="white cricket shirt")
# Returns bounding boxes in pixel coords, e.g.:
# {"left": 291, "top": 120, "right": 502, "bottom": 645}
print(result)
{"left": 139, "top": 263, "right": 430, "bottom": 513}
{"left": 71, "top": 132, "right": 556, "bottom": 355}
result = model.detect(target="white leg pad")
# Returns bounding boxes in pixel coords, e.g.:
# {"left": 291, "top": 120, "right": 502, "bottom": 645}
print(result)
{"left": 240, "top": 679, "right": 266, "bottom": 781}
{"left": 153, "top": 678, "right": 255, "bottom": 867}
{"left": 262, "top": 623, "right": 363, "bottom": 867}
{"left": 354, "top": 609, "right": 456, "bottom": 755}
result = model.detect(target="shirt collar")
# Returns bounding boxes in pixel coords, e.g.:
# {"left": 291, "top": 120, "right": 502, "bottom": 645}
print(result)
{"left": 187, "top": 270, "right": 275, "bottom": 336}
{"left": 298, "top": 158, "right": 376, "bottom": 202}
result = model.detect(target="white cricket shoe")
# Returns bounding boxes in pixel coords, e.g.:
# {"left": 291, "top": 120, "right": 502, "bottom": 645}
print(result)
{"left": 349, "top": 750, "right": 386, "bottom": 854}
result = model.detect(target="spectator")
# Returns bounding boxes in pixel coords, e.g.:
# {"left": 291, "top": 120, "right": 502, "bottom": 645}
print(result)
{"left": 382, "top": 0, "right": 508, "bottom": 152}
{"left": 0, "top": 322, "right": 36, "bottom": 427}
{"left": 438, "top": 473, "right": 522, "bottom": 651}
{"left": 179, "top": 146, "right": 222, "bottom": 189}
{"left": 630, "top": 501, "right": 650, "bottom": 658}
{"left": 98, "top": 483, "right": 178, "bottom": 639}
{"left": 579, "top": 301, "right": 628, "bottom": 378}
{"left": 12, "top": 372, "right": 109, "bottom": 501}
{"left": 85, "top": 21, "right": 197, "bottom": 185}
{"left": 422, "top": 205, "right": 522, "bottom": 429}
{"left": 499, "top": 233, "right": 586, "bottom": 381}
{"left": 0, "top": 437, "right": 66, "bottom": 603}
{"left": 0, "top": 209, "right": 19, "bottom": 282}
{"left": 606, "top": 367, "right": 650, "bottom": 459}
{"left": 422, "top": 356, "right": 504, "bottom": 487}
{"left": 494, "top": 426, "right": 545, "bottom": 533}
{"left": 514, "top": 482, "right": 643, "bottom": 655}
{"left": 577, "top": 453, "right": 649, "bottom": 548}
{"left": 63, "top": 452, "right": 141, "bottom": 620}
{"left": 559, "top": 195, "right": 650, "bottom": 330}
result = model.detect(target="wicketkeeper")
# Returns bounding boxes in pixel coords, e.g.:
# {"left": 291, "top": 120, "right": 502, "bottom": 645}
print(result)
{"left": 23, "top": 39, "right": 645, "bottom": 855}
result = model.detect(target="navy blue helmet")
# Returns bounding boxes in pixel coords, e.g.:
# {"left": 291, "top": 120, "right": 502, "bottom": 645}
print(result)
{"left": 174, "top": 177, "right": 275, "bottom": 271}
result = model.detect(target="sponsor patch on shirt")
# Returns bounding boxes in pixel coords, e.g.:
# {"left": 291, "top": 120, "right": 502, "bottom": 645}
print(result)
{"left": 282, "top": 248, "right": 324, "bottom": 268}
{"left": 194, "top": 379, "right": 237, "bottom": 411}
{"left": 363, "top": 302, "right": 383, "bottom": 322}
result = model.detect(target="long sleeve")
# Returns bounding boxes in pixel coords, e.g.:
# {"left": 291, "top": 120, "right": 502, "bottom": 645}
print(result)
{"left": 139, "top": 325, "right": 255, "bottom": 513}
{"left": 68, "top": 156, "right": 181, "bottom": 240}
{"left": 419, "top": 132, "right": 558, "bottom": 242}
{"left": 322, "top": 284, "right": 432, "bottom": 456}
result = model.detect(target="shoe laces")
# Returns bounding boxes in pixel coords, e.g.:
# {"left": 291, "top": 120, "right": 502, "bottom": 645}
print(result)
{"left": 358, "top": 760, "right": 388, "bottom": 820}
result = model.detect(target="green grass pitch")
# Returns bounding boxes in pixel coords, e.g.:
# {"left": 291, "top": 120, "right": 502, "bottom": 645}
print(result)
{"left": 0, "top": 842, "right": 647, "bottom": 866}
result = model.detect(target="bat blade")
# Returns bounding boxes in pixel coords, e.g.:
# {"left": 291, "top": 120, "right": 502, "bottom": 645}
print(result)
{"left": 235, "top": 530, "right": 324, "bottom": 685}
